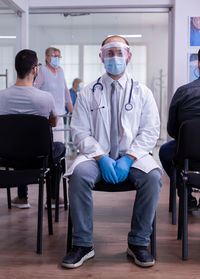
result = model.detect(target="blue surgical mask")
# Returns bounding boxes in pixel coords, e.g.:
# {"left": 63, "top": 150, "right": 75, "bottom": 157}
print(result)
{"left": 50, "top": 57, "right": 60, "bottom": 68}
{"left": 104, "top": 57, "right": 126, "bottom": 75}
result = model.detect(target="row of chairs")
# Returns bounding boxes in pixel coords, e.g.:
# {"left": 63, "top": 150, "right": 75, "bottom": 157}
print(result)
{"left": 0, "top": 114, "right": 157, "bottom": 258}
{"left": 2, "top": 114, "right": 199, "bottom": 261}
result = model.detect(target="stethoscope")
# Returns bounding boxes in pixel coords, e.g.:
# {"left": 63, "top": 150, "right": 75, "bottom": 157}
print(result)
{"left": 91, "top": 77, "right": 134, "bottom": 111}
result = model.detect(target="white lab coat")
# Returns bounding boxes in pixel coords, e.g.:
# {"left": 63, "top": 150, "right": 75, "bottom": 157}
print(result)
{"left": 65, "top": 72, "right": 160, "bottom": 176}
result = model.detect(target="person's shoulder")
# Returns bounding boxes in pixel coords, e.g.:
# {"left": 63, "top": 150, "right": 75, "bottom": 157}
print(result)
{"left": 0, "top": 85, "right": 15, "bottom": 95}
{"left": 177, "top": 78, "right": 200, "bottom": 92}
{"left": 0, "top": 87, "right": 9, "bottom": 94}
{"left": 83, "top": 79, "right": 99, "bottom": 92}
{"left": 137, "top": 82, "right": 150, "bottom": 91}
{"left": 125, "top": 73, "right": 148, "bottom": 91}
{"left": 30, "top": 87, "right": 53, "bottom": 99}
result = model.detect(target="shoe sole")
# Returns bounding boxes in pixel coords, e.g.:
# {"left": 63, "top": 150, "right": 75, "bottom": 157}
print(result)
{"left": 11, "top": 203, "right": 31, "bottom": 209}
{"left": 45, "top": 204, "right": 65, "bottom": 209}
{"left": 127, "top": 247, "right": 155, "bottom": 268}
{"left": 61, "top": 250, "right": 95, "bottom": 269}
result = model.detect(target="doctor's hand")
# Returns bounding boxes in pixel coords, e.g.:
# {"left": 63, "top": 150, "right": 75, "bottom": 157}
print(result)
{"left": 97, "top": 155, "right": 118, "bottom": 184}
{"left": 115, "top": 155, "right": 134, "bottom": 182}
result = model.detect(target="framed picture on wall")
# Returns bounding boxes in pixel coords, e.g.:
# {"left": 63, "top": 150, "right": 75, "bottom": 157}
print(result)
{"left": 190, "top": 17, "right": 200, "bottom": 46}
{"left": 188, "top": 52, "right": 199, "bottom": 82}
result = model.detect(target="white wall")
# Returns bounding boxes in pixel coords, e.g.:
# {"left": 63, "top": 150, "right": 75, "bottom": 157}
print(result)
{"left": 173, "top": 0, "right": 200, "bottom": 93}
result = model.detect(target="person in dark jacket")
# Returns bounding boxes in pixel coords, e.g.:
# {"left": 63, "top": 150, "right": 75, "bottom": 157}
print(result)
{"left": 159, "top": 49, "right": 200, "bottom": 210}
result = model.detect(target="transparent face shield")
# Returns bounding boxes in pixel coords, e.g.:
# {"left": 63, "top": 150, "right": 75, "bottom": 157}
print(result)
{"left": 100, "top": 42, "right": 130, "bottom": 61}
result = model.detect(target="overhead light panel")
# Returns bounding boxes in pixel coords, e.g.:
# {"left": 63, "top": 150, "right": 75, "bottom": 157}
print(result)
{"left": 0, "top": 36, "right": 16, "bottom": 39}
{"left": 108, "top": 34, "right": 142, "bottom": 38}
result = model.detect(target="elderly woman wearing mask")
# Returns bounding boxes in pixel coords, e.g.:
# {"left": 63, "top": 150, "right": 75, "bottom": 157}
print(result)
{"left": 34, "top": 47, "right": 73, "bottom": 143}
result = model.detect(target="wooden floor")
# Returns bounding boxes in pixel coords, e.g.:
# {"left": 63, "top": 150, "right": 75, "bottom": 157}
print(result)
{"left": 1, "top": 173, "right": 200, "bottom": 279}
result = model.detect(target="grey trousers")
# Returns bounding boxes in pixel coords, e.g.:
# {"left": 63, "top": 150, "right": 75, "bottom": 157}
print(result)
{"left": 68, "top": 160, "right": 162, "bottom": 247}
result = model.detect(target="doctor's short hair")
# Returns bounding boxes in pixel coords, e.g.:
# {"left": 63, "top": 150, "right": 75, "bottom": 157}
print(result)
{"left": 101, "top": 35, "right": 129, "bottom": 46}
{"left": 198, "top": 49, "right": 200, "bottom": 62}
{"left": 15, "top": 49, "right": 38, "bottom": 79}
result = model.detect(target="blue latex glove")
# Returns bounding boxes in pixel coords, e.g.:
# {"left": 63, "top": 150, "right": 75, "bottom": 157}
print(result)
{"left": 98, "top": 155, "right": 118, "bottom": 184}
{"left": 115, "top": 154, "right": 133, "bottom": 182}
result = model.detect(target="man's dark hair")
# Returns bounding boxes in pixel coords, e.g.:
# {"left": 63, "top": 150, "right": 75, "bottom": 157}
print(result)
{"left": 15, "top": 49, "right": 38, "bottom": 79}
{"left": 101, "top": 35, "right": 129, "bottom": 46}
{"left": 198, "top": 49, "right": 200, "bottom": 62}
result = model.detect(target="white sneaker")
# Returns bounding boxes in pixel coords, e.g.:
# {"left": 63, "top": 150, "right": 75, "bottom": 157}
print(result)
{"left": 11, "top": 196, "right": 31, "bottom": 209}
{"left": 45, "top": 197, "right": 65, "bottom": 209}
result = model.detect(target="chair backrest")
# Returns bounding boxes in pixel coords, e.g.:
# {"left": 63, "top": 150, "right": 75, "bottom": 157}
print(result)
{"left": 0, "top": 114, "right": 52, "bottom": 168}
{"left": 175, "top": 118, "right": 200, "bottom": 169}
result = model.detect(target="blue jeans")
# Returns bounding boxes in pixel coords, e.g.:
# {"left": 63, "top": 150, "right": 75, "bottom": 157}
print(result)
{"left": 159, "top": 140, "right": 176, "bottom": 178}
{"left": 68, "top": 160, "right": 162, "bottom": 247}
{"left": 18, "top": 141, "right": 66, "bottom": 199}
{"left": 159, "top": 140, "right": 191, "bottom": 195}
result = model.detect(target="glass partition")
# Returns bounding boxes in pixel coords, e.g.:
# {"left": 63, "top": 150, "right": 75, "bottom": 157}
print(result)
{"left": 30, "top": 12, "right": 168, "bottom": 140}
{"left": 0, "top": 14, "right": 17, "bottom": 89}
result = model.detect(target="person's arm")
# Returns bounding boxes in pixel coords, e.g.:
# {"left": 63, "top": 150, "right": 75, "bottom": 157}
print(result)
{"left": 33, "top": 66, "right": 43, "bottom": 89}
{"left": 167, "top": 88, "right": 182, "bottom": 139}
{"left": 66, "top": 101, "right": 73, "bottom": 113}
{"left": 49, "top": 115, "right": 58, "bottom": 127}
{"left": 94, "top": 154, "right": 105, "bottom": 161}
{"left": 125, "top": 86, "right": 160, "bottom": 160}
{"left": 64, "top": 80, "right": 73, "bottom": 113}
{"left": 125, "top": 154, "right": 137, "bottom": 162}
{"left": 48, "top": 94, "right": 58, "bottom": 127}
{"left": 70, "top": 89, "right": 105, "bottom": 158}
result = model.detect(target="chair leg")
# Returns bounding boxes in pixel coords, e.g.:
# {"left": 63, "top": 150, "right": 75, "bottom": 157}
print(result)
{"left": 55, "top": 164, "right": 60, "bottom": 223}
{"left": 63, "top": 178, "right": 68, "bottom": 210}
{"left": 182, "top": 180, "right": 188, "bottom": 260}
{"left": 67, "top": 206, "right": 72, "bottom": 253}
{"left": 169, "top": 167, "right": 173, "bottom": 212}
{"left": 62, "top": 159, "right": 68, "bottom": 210}
{"left": 150, "top": 213, "right": 156, "bottom": 260}
{"left": 177, "top": 193, "right": 183, "bottom": 240}
{"left": 37, "top": 177, "right": 44, "bottom": 254}
{"left": 7, "top": 187, "right": 11, "bottom": 209}
{"left": 171, "top": 167, "right": 177, "bottom": 225}
{"left": 46, "top": 172, "right": 53, "bottom": 235}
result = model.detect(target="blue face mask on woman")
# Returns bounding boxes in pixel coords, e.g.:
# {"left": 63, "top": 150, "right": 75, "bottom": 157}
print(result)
{"left": 104, "top": 56, "right": 126, "bottom": 75}
{"left": 50, "top": 57, "right": 60, "bottom": 69}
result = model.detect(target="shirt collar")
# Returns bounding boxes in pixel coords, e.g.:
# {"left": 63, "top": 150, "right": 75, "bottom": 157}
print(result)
{"left": 102, "top": 71, "right": 128, "bottom": 89}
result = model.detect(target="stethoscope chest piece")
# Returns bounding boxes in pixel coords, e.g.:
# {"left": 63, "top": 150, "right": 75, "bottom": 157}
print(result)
{"left": 125, "top": 103, "right": 133, "bottom": 111}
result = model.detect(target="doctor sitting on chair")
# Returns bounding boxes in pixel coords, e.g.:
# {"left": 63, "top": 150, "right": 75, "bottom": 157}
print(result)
{"left": 62, "top": 35, "right": 162, "bottom": 269}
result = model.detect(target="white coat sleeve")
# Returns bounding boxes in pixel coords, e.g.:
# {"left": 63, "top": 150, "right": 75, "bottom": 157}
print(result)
{"left": 126, "top": 88, "right": 160, "bottom": 159}
{"left": 70, "top": 91, "right": 105, "bottom": 158}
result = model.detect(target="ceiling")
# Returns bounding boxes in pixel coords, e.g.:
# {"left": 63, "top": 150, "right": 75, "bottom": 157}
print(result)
{"left": 0, "top": 0, "right": 12, "bottom": 10}
{"left": 29, "top": 13, "right": 168, "bottom": 28}
{"left": 0, "top": 1, "right": 168, "bottom": 28}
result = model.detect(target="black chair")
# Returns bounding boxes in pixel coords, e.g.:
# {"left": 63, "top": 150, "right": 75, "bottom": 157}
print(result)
{"left": 172, "top": 118, "right": 200, "bottom": 260}
{"left": 169, "top": 161, "right": 178, "bottom": 225}
{"left": 0, "top": 114, "right": 53, "bottom": 254}
{"left": 52, "top": 115, "right": 69, "bottom": 222}
{"left": 54, "top": 156, "right": 68, "bottom": 222}
{"left": 66, "top": 180, "right": 156, "bottom": 259}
